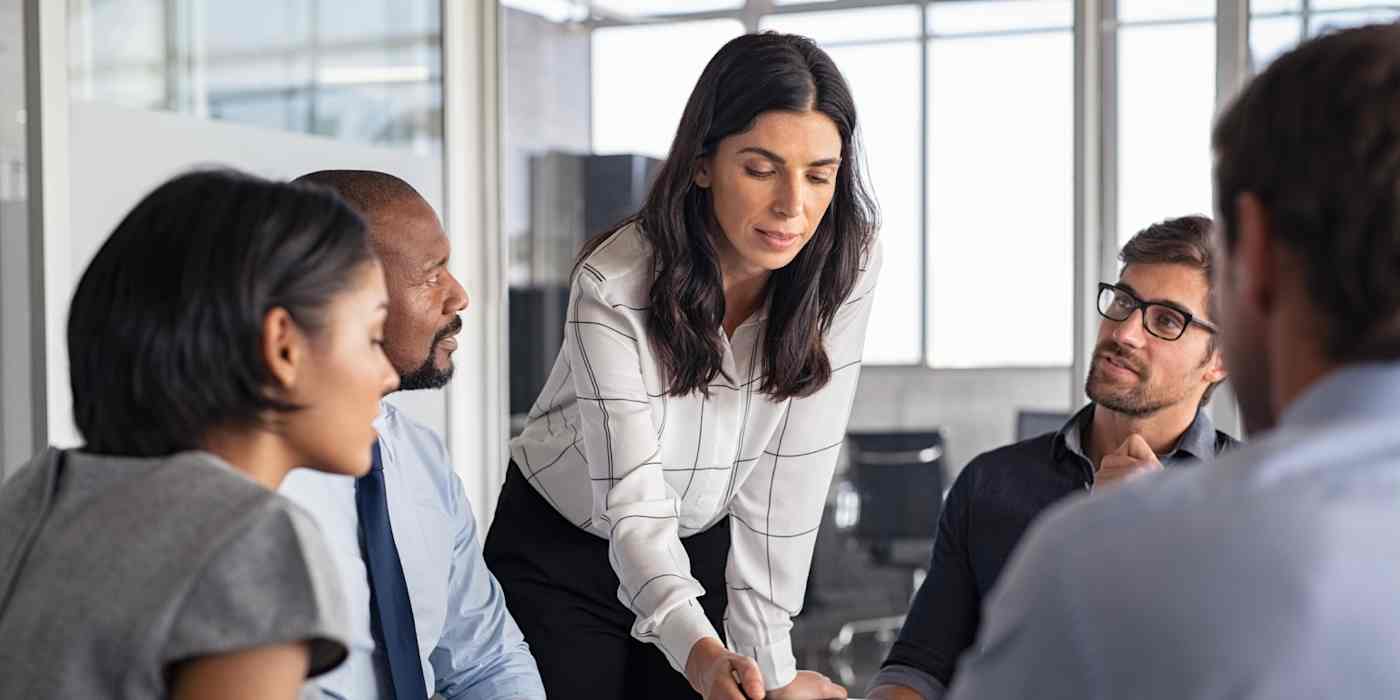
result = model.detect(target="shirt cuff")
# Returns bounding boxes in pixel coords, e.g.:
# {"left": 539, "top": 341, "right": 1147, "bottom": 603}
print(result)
{"left": 868, "top": 663, "right": 947, "bottom": 700}
{"left": 742, "top": 635, "right": 796, "bottom": 691}
{"left": 655, "top": 601, "right": 721, "bottom": 676}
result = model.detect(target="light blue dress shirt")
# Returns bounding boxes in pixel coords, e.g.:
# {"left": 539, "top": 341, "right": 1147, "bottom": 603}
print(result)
{"left": 946, "top": 362, "right": 1400, "bottom": 700}
{"left": 281, "top": 400, "right": 545, "bottom": 700}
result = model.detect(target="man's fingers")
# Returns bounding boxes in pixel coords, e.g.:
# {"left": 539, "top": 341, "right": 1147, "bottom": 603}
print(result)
{"left": 734, "top": 657, "right": 766, "bottom": 699}
{"left": 1125, "top": 434, "right": 1157, "bottom": 462}
{"left": 1098, "top": 455, "right": 1139, "bottom": 473}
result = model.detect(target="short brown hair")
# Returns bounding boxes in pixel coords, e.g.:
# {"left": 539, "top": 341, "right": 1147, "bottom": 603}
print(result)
{"left": 1213, "top": 23, "right": 1400, "bottom": 363}
{"left": 1120, "top": 214, "right": 1223, "bottom": 404}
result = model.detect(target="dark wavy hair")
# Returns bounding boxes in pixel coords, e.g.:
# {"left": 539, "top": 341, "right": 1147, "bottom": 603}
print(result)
{"left": 68, "top": 169, "right": 374, "bottom": 457}
{"left": 582, "top": 32, "right": 877, "bottom": 400}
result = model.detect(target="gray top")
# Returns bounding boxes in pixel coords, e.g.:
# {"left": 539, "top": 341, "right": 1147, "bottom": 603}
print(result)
{"left": 0, "top": 448, "right": 348, "bottom": 699}
{"left": 946, "top": 362, "right": 1400, "bottom": 700}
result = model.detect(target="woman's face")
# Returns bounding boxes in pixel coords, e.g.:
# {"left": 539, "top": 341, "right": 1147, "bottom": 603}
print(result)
{"left": 283, "top": 260, "right": 399, "bottom": 476}
{"left": 695, "top": 109, "right": 843, "bottom": 279}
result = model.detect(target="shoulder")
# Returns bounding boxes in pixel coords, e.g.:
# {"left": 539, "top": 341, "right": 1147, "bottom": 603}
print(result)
{"left": 174, "top": 490, "right": 349, "bottom": 676}
{"left": 576, "top": 223, "right": 654, "bottom": 293}
{"left": 378, "top": 400, "right": 450, "bottom": 465}
{"left": 957, "top": 432, "right": 1059, "bottom": 489}
{"left": 377, "top": 401, "right": 462, "bottom": 508}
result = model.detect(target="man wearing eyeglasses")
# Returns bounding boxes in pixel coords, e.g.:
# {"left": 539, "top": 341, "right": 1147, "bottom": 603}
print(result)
{"left": 867, "top": 215, "right": 1238, "bottom": 700}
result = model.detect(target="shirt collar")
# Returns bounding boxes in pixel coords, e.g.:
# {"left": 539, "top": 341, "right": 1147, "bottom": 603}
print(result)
{"left": 1052, "top": 401, "right": 1218, "bottom": 464}
{"left": 1280, "top": 361, "right": 1400, "bottom": 430}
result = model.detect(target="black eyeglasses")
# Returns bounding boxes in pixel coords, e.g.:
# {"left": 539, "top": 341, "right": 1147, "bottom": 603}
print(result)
{"left": 1097, "top": 282, "right": 1218, "bottom": 341}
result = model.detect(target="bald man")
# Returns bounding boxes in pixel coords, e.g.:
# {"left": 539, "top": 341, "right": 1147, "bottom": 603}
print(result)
{"left": 280, "top": 171, "right": 545, "bottom": 700}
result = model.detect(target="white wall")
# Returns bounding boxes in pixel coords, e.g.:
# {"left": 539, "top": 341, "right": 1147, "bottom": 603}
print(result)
{"left": 60, "top": 102, "right": 450, "bottom": 444}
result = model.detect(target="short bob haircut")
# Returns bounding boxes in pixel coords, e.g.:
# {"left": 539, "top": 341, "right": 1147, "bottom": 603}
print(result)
{"left": 68, "top": 169, "right": 374, "bottom": 457}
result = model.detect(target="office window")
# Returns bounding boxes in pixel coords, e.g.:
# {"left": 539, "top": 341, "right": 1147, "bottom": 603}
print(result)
{"left": 591, "top": 19, "right": 744, "bottom": 158}
{"left": 927, "top": 3, "right": 1073, "bottom": 367}
{"left": 66, "top": 0, "right": 442, "bottom": 151}
{"left": 1250, "top": 2, "right": 1400, "bottom": 73}
{"left": 762, "top": 6, "right": 922, "bottom": 364}
{"left": 1117, "top": 19, "right": 1216, "bottom": 246}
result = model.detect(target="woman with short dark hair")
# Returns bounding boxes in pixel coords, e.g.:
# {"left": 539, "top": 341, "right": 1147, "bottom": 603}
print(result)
{"left": 0, "top": 169, "right": 399, "bottom": 699}
{"left": 486, "top": 32, "right": 881, "bottom": 700}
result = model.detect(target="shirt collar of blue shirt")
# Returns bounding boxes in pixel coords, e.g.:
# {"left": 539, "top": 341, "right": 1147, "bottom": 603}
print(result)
{"left": 1053, "top": 401, "right": 1219, "bottom": 466}
{"left": 1279, "top": 361, "right": 1400, "bottom": 430}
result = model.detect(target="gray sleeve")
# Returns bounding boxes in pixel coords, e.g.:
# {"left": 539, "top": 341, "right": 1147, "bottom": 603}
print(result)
{"left": 943, "top": 506, "right": 1100, "bottom": 700}
{"left": 164, "top": 497, "right": 350, "bottom": 678}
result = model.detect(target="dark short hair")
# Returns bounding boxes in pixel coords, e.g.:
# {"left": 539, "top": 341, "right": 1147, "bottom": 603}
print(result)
{"left": 292, "top": 169, "right": 422, "bottom": 221}
{"left": 1120, "top": 214, "right": 1217, "bottom": 319}
{"left": 580, "top": 32, "right": 877, "bottom": 400}
{"left": 68, "top": 169, "right": 374, "bottom": 457}
{"left": 1213, "top": 23, "right": 1400, "bottom": 362}
{"left": 1119, "top": 214, "right": 1223, "bottom": 403}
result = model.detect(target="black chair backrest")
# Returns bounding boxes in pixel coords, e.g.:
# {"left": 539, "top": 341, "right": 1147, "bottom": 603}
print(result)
{"left": 847, "top": 430, "right": 946, "bottom": 542}
{"left": 1016, "top": 410, "right": 1071, "bottom": 442}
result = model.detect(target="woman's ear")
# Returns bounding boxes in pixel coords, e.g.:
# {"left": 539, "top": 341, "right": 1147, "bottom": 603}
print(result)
{"left": 262, "top": 307, "right": 304, "bottom": 397}
{"left": 693, "top": 157, "right": 713, "bottom": 189}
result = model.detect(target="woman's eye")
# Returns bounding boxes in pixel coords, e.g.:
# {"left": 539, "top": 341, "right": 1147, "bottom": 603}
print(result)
{"left": 745, "top": 167, "right": 775, "bottom": 178}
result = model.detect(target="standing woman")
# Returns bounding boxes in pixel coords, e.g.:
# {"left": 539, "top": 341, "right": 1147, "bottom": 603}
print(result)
{"left": 486, "top": 33, "right": 881, "bottom": 700}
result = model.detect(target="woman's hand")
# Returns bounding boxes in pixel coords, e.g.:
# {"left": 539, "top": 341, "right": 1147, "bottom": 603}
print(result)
{"left": 768, "top": 670, "right": 847, "bottom": 700}
{"left": 686, "top": 638, "right": 768, "bottom": 699}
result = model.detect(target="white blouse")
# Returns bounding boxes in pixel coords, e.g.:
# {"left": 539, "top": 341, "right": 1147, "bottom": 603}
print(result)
{"left": 509, "top": 223, "right": 881, "bottom": 689}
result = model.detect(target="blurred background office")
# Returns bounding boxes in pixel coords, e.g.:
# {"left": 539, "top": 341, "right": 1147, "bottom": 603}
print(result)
{"left": 4, "top": 0, "right": 1398, "bottom": 691}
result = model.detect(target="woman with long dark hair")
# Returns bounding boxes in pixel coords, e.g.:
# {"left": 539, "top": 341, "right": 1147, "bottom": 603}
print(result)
{"left": 486, "top": 33, "right": 881, "bottom": 699}
{"left": 0, "top": 169, "right": 399, "bottom": 699}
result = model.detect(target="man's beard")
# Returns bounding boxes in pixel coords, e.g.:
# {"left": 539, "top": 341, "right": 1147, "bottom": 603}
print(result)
{"left": 1085, "top": 340, "right": 1176, "bottom": 417}
{"left": 398, "top": 316, "right": 462, "bottom": 391}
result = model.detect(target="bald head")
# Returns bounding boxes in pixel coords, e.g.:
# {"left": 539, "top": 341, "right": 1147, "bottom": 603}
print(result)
{"left": 294, "top": 169, "right": 467, "bottom": 392}
{"left": 294, "top": 170, "right": 423, "bottom": 220}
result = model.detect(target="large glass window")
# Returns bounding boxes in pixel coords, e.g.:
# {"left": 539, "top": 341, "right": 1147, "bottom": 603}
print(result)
{"left": 591, "top": 19, "right": 744, "bottom": 158}
{"left": 927, "top": 1, "right": 1074, "bottom": 367}
{"left": 1116, "top": 10, "right": 1216, "bottom": 247}
{"left": 66, "top": 0, "right": 442, "bottom": 152}
{"left": 1250, "top": 1, "right": 1400, "bottom": 73}
{"left": 762, "top": 5, "right": 923, "bottom": 365}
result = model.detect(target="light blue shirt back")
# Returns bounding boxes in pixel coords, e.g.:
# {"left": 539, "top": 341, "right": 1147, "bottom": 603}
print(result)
{"left": 948, "top": 362, "right": 1400, "bottom": 700}
{"left": 281, "top": 401, "right": 545, "bottom": 700}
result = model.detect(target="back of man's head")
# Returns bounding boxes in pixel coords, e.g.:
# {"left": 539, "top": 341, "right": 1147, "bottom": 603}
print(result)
{"left": 1213, "top": 24, "right": 1400, "bottom": 362}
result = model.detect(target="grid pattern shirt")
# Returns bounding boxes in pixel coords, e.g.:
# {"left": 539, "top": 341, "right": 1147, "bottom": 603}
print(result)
{"left": 510, "top": 223, "right": 880, "bottom": 689}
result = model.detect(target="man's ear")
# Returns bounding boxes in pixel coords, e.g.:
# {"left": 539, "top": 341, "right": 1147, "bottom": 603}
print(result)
{"left": 1203, "top": 345, "right": 1228, "bottom": 385}
{"left": 262, "top": 307, "right": 304, "bottom": 398}
{"left": 1233, "top": 192, "right": 1277, "bottom": 321}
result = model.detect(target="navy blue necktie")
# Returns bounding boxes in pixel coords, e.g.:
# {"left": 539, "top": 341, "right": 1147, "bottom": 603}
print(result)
{"left": 356, "top": 441, "right": 427, "bottom": 700}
